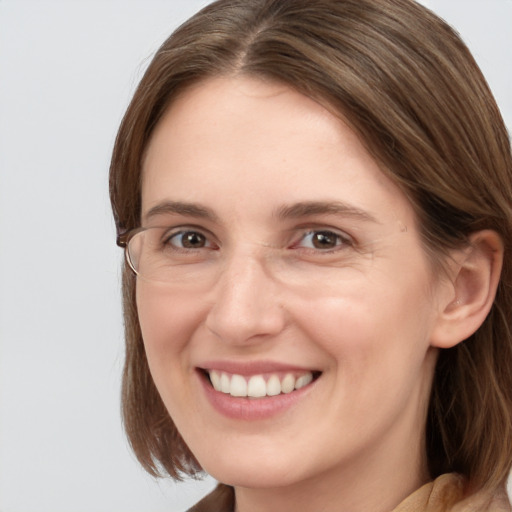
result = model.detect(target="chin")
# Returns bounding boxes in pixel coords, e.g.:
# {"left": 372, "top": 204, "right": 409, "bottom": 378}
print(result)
{"left": 205, "top": 460, "right": 306, "bottom": 489}
{"left": 188, "top": 437, "right": 318, "bottom": 490}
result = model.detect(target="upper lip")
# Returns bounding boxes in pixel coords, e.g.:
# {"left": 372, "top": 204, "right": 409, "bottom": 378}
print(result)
{"left": 197, "top": 360, "right": 319, "bottom": 376}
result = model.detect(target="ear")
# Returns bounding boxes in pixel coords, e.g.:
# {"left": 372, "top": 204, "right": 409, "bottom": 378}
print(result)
{"left": 430, "top": 230, "right": 503, "bottom": 349}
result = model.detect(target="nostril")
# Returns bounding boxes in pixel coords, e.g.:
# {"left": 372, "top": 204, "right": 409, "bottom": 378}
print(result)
{"left": 205, "top": 299, "right": 287, "bottom": 345}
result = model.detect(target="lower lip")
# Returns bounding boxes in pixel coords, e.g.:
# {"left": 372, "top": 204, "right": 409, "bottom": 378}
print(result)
{"left": 198, "top": 371, "right": 316, "bottom": 421}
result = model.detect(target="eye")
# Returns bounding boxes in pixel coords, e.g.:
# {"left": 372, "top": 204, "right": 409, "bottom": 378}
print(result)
{"left": 296, "top": 230, "right": 349, "bottom": 250}
{"left": 167, "top": 230, "right": 212, "bottom": 249}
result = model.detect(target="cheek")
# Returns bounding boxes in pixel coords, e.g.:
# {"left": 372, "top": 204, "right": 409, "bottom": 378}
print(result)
{"left": 136, "top": 283, "right": 203, "bottom": 368}
{"left": 296, "top": 285, "right": 436, "bottom": 414}
{"left": 135, "top": 283, "right": 212, "bottom": 432}
{"left": 290, "top": 271, "right": 435, "bottom": 374}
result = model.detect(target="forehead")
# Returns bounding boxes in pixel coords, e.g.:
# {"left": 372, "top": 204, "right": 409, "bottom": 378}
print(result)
{"left": 141, "top": 76, "right": 415, "bottom": 230}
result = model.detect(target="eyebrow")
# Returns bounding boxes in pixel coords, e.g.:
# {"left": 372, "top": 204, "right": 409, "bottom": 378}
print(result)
{"left": 143, "top": 201, "right": 219, "bottom": 223}
{"left": 274, "top": 201, "right": 380, "bottom": 223}
{"left": 143, "top": 199, "right": 379, "bottom": 225}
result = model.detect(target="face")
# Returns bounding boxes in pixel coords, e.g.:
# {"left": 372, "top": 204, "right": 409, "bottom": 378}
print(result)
{"left": 138, "top": 77, "right": 449, "bottom": 495}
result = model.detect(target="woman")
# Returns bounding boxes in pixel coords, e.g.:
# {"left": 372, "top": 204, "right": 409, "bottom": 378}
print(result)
{"left": 110, "top": 0, "right": 512, "bottom": 510}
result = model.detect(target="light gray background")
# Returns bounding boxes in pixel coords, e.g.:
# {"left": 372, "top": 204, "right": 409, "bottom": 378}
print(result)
{"left": 0, "top": 1, "right": 510, "bottom": 511}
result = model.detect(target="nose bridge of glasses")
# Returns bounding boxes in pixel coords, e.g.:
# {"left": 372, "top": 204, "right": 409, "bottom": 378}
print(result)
{"left": 221, "top": 239, "right": 281, "bottom": 279}
{"left": 204, "top": 244, "right": 290, "bottom": 343}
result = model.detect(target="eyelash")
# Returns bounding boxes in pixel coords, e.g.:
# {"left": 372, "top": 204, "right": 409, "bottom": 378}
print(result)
{"left": 163, "top": 229, "right": 217, "bottom": 250}
{"left": 162, "top": 227, "right": 353, "bottom": 253}
{"left": 292, "top": 229, "right": 352, "bottom": 252}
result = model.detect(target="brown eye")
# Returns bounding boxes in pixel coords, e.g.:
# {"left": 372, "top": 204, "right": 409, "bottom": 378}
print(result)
{"left": 311, "top": 231, "right": 338, "bottom": 249}
{"left": 170, "top": 231, "right": 209, "bottom": 249}
{"left": 298, "top": 230, "right": 348, "bottom": 250}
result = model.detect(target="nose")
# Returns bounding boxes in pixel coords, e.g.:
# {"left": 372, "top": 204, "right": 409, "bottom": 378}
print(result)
{"left": 205, "top": 253, "right": 287, "bottom": 345}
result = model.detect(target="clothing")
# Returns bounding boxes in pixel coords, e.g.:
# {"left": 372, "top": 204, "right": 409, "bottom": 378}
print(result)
{"left": 187, "top": 474, "right": 511, "bottom": 512}
{"left": 394, "top": 474, "right": 510, "bottom": 512}
{"left": 187, "top": 483, "right": 234, "bottom": 512}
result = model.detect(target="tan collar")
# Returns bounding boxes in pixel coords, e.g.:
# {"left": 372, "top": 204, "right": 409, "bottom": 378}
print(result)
{"left": 189, "top": 474, "right": 511, "bottom": 512}
{"left": 393, "top": 474, "right": 511, "bottom": 512}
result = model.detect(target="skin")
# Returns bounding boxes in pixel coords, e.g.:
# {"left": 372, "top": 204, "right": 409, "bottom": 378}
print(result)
{"left": 137, "top": 76, "right": 459, "bottom": 512}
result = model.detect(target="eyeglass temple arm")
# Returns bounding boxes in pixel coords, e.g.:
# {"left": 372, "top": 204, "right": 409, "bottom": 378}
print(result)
{"left": 116, "top": 230, "right": 130, "bottom": 248}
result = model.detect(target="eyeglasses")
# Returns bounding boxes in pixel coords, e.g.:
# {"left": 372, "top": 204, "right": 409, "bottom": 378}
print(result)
{"left": 117, "top": 226, "right": 181, "bottom": 282}
{"left": 116, "top": 223, "right": 406, "bottom": 292}
{"left": 117, "top": 225, "right": 233, "bottom": 285}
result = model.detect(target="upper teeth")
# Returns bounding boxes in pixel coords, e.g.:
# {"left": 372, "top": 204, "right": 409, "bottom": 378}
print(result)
{"left": 208, "top": 370, "right": 313, "bottom": 398}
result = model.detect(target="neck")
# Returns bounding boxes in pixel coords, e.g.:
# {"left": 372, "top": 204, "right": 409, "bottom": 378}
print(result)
{"left": 235, "top": 454, "right": 429, "bottom": 512}
{"left": 233, "top": 413, "right": 431, "bottom": 512}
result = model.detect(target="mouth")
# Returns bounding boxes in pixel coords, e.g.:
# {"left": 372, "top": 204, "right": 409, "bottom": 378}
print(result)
{"left": 200, "top": 368, "right": 322, "bottom": 399}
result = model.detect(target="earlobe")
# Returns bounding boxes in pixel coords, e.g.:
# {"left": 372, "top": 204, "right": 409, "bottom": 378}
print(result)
{"left": 430, "top": 230, "right": 503, "bottom": 349}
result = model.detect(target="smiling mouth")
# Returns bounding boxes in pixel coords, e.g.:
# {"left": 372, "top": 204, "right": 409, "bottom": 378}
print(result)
{"left": 202, "top": 369, "right": 321, "bottom": 398}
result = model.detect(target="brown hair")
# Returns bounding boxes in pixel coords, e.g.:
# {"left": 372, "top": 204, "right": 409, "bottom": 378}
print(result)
{"left": 109, "top": 0, "right": 512, "bottom": 493}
